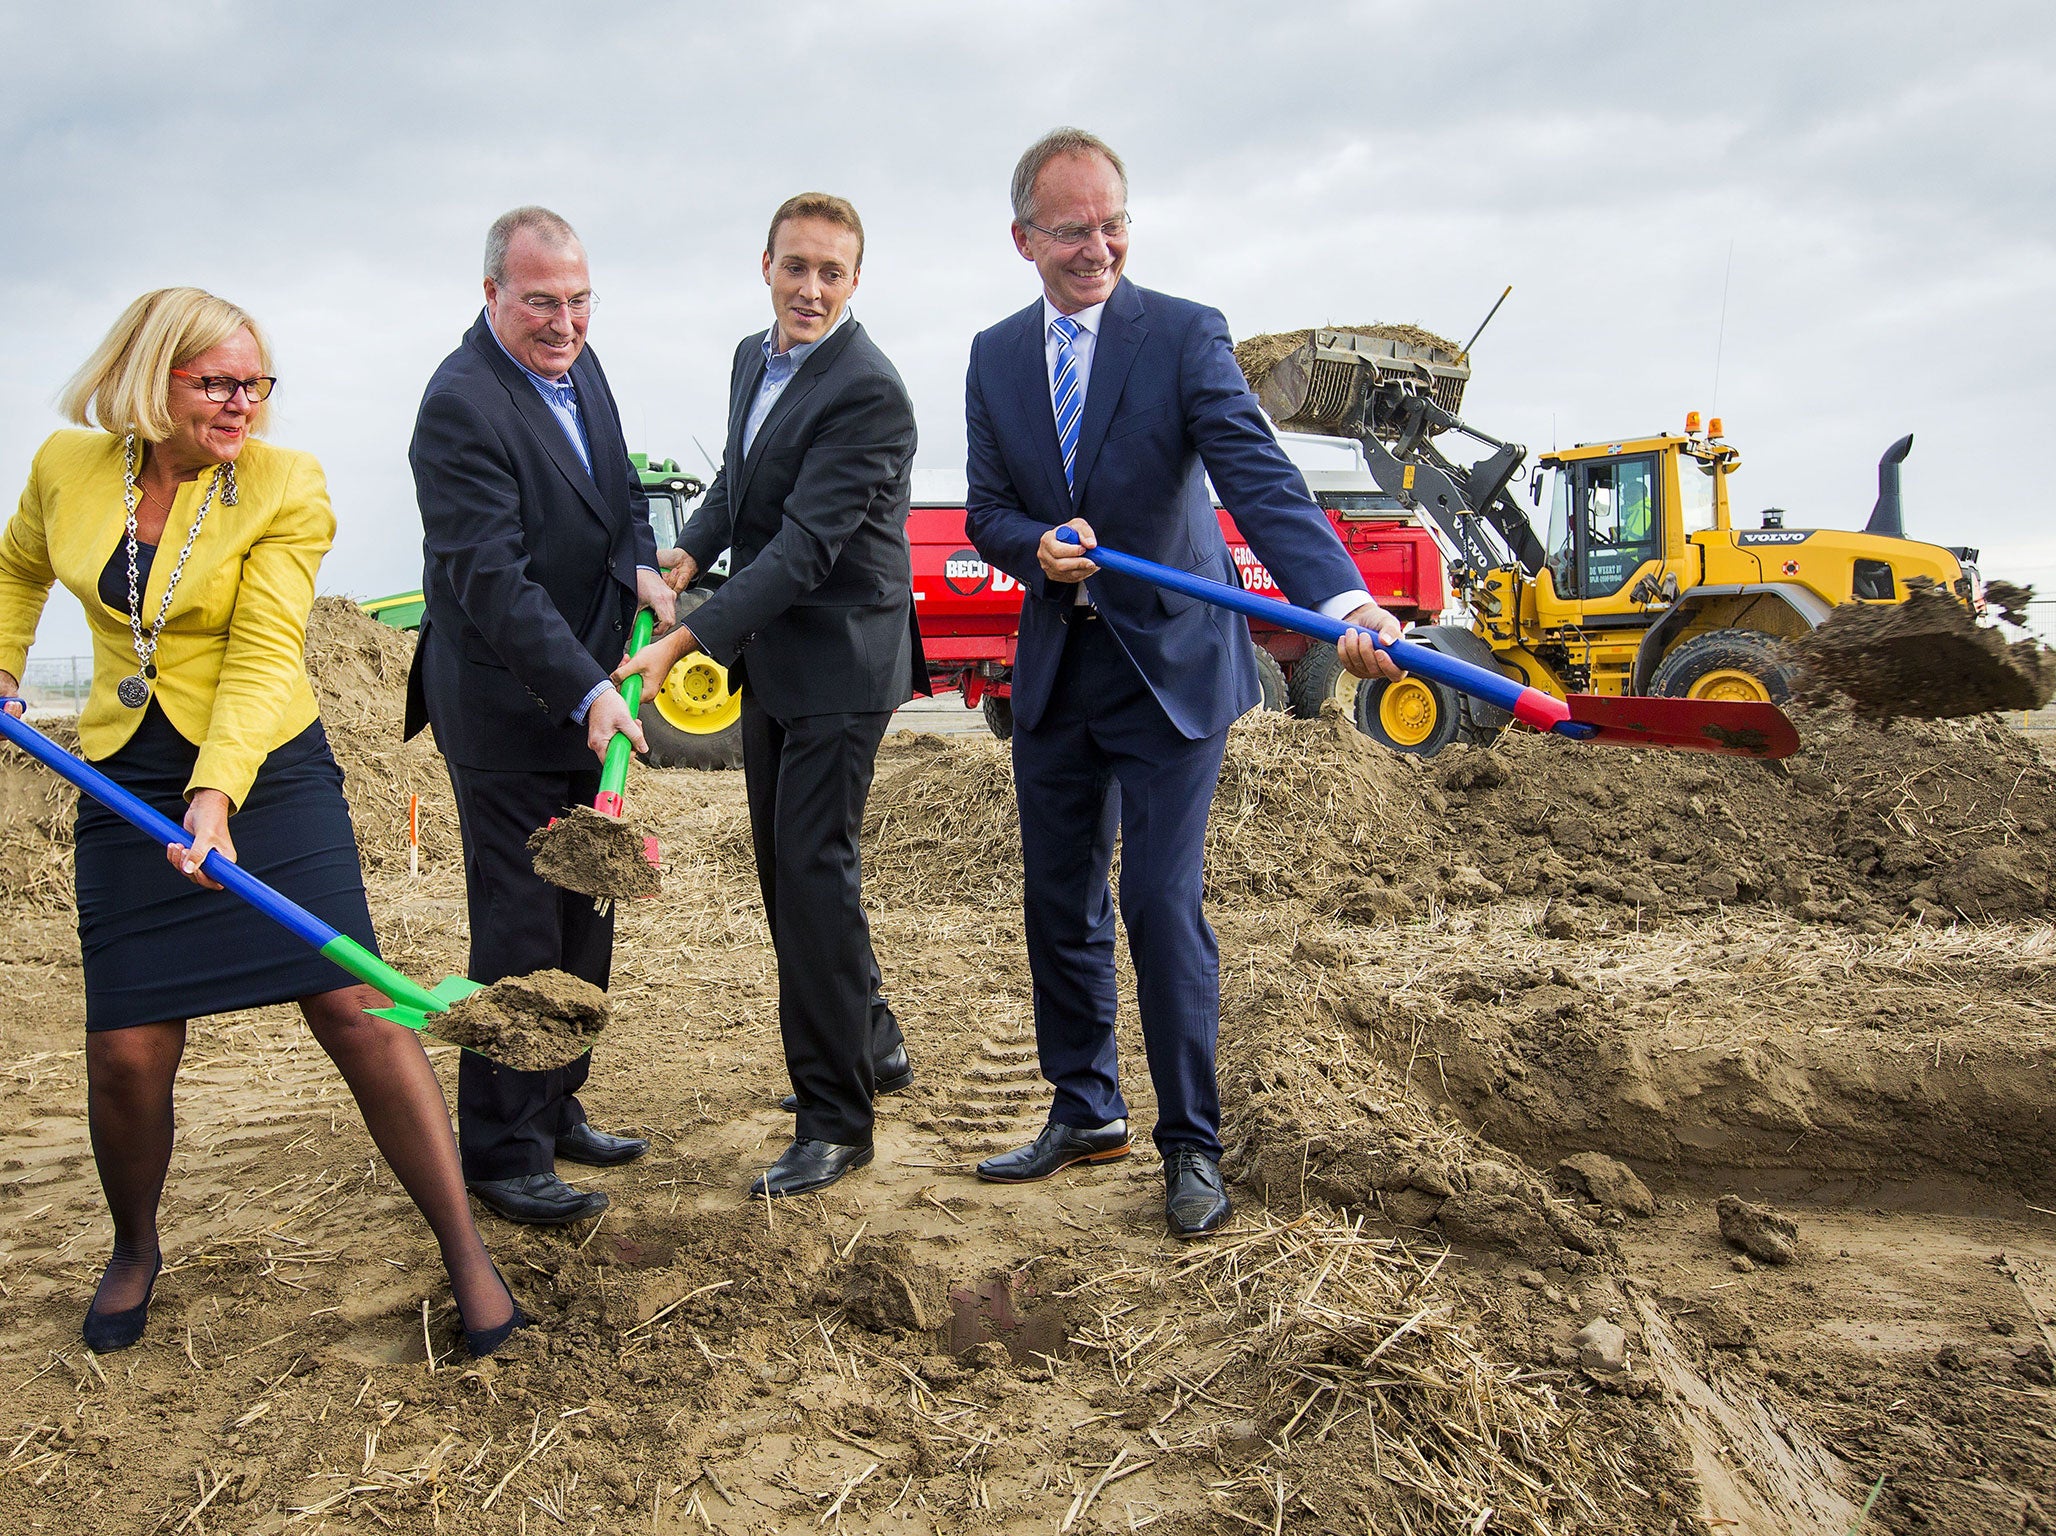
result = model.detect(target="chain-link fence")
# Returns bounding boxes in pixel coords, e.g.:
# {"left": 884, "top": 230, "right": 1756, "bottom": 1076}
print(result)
{"left": 16, "top": 657, "right": 91, "bottom": 710}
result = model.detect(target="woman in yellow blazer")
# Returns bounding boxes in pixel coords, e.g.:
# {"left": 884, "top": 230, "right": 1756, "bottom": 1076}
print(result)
{"left": 0, "top": 288, "right": 521, "bottom": 1357}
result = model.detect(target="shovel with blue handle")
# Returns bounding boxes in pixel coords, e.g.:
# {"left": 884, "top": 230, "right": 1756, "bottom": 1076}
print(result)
{"left": 1053, "top": 528, "right": 1799, "bottom": 759}
{"left": 0, "top": 700, "right": 481, "bottom": 1029}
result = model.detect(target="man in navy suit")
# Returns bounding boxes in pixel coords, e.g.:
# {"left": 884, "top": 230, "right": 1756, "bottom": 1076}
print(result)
{"left": 408, "top": 206, "right": 672, "bottom": 1226}
{"left": 964, "top": 130, "right": 1404, "bottom": 1237}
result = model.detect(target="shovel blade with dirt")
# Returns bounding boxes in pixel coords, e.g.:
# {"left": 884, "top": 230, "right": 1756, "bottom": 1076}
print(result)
{"left": 529, "top": 607, "right": 663, "bottom": 903}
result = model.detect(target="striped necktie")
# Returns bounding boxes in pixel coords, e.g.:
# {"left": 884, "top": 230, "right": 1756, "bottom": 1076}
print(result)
{"left": 1050, "top": 314, "right": 1083, "bottom": 491}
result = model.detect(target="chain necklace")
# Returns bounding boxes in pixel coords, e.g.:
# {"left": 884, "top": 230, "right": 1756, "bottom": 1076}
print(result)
{"left": 116, "top": 433, "right": 237, "bottom": 709}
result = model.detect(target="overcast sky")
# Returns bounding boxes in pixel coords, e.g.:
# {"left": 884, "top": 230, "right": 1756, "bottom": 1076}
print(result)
{"left": 5, "top": 0, "right": 2053, "bottom": 663}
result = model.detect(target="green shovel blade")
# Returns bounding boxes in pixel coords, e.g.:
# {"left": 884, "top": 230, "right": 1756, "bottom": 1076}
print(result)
{"left": 366, "top": 972, "right": 484, "bottom": 1030}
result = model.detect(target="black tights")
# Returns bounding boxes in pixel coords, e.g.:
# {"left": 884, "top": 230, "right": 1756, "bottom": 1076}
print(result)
{"left": 86, "top": 985, "right": 511, "bottom": 1333}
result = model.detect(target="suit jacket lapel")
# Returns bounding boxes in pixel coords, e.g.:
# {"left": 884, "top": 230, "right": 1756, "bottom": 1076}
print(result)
{"left": 467, "top": 319, "right": 613, "bottom": 528}
{"left": 1001, "top": 302, "right": 1071, "bottom": 517}
{"left": 1069, "top": 279, "right": 1145, "bottom": 504}
{"left": 727, "top": 338, "right": 764, "bottom": 470}
{"left": 734, "top": 320, "right": 863, "bottom": 507}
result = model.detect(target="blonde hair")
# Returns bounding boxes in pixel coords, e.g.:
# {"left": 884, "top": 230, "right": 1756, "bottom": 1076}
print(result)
{"left": 58, "top": 287, "right": 274, "bottom": 441}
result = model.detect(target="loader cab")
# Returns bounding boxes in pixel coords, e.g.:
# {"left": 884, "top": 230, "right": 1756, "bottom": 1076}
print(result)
{"left": 1542, "top": 449, "right": 1664, "bottom": 601}
{"left": 1539, "top": 434, "right": 1728, "bottom": 608}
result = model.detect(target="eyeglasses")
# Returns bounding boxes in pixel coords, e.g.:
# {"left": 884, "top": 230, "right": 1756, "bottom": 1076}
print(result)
{"left": 1022, "top": 213, "right": 1132, "bottom": 248}
{"left": 170, "top": 369, "right": 277, "bottom": 403}
{"left": 517, "top": 294, "right": 598, "bottom": 319}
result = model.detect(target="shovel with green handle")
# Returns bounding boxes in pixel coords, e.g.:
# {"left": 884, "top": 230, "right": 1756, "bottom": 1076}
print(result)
{"left": 532, "top": 607, "right": 662, "bottom": 897}
{"left": 594, "top": 607, "right": 659, "bottom": 846}
{"left": 0, "top": 699, "right": 481, "bottom": 1030}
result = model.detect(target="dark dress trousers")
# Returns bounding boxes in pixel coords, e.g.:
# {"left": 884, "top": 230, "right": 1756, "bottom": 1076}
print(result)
{"left": 406, "top": 314, "right": 655, "bottom": 1180}
{"left": 965, "top": 278, "right": 1364, "bottom": 1159}
{"left": 678, "top": 318, "right": 924, "bottom": 1146}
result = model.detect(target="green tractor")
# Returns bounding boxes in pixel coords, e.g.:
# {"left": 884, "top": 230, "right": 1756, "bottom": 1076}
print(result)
{"left": 360, "top": 454, "right": 743, "bottom": 770}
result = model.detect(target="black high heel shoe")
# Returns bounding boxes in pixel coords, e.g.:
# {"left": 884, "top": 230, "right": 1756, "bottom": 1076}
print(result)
{"left": 82, "top": 1255, "right": 162, "bottom": 1354}
{"left": 461, "top": 1264, "right": 528, "bottom": 1358}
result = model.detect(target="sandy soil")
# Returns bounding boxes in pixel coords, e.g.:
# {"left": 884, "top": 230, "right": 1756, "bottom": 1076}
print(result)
{"left": 0, "top": 602, "right": 2051, "bottom": 1535}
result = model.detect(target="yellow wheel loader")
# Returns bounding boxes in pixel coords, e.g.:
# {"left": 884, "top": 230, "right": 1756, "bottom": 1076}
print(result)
{"left": 1250, "top": 330, "right": 1980, "bottom": 755}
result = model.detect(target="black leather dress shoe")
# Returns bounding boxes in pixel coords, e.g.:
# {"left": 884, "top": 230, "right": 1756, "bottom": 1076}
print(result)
{"left": 748, "top": 1138, "right": 874, "bottom": 1200}
{"left": 554, "top": 1122, "right": 648, "bottom": 1167}
{"left": 1164, "top": 1149, "right": 1231, "bottom": 1238}
{"left": 82, "top": 1254, "right": 162, "bottom": 1354}
{"left": 468, "top": 1172, "right": 609, "bottom": 1226}
{"left": 975, "top": 1119, "right": 1131, "bottom": 1183}
{"left": 779, "top": 1044, "right": 915, "bottom": 1113}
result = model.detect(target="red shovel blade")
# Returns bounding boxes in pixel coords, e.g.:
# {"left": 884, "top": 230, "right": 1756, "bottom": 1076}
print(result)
{"left": 1564, "top": 693, "right": 1799, "bottom": 759}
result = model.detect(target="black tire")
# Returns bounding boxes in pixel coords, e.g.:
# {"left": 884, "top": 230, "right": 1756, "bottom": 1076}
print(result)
{"left": 1287, "top": 641, "right": 1364, "bottom": 721}
{"left": 1649, "top": 628, "right": 1800, "bottom": 704}
{"left": 1356, "top": 673, "right": 1462, "bottom": 757}
{"left": 1254, "top": 644, "right": 1288, "bottom": 712}
{"left": 982, "top": 693, "right": 1015, "bottom": 741}
{"left": 637, "top": 589, "right": 744, "bottom": 770}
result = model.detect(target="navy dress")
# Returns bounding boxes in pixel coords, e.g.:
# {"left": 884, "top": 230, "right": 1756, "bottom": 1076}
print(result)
{"left": 73, "top": 543, "right": 379, "bottom": 1029}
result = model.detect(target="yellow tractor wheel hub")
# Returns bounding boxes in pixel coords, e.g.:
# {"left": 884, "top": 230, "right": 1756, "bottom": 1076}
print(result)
{"left": 1686, "top": 667, "right": 1772, "bottom": 704}
{"left": 654, "top": 654, "right": 742, "bottom": 736}
{"left": 1377, "top": 677, "right": 1443, "bottom": 747}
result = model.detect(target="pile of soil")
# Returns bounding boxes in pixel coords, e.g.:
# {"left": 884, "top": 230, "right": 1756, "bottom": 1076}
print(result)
{"left": 430, "top": 967, "right": 609, "bottom": 1071}
{"left": 527, "top": 805, "right": 662, "bottom": 901}
{"left": 1791, "top": 581, "right": 2056, "bottom": 720}
{"left": 0, "top": 717, "right": 81, "bottom": 914}
{"left": 1234, "top": 321, "right": 1464, "bottom": 393}
{"left": 866, "top": 711, "right": 1427, "bottom": 908}
{"left": 301, "top": 597, "right": 461, "bottom": 871}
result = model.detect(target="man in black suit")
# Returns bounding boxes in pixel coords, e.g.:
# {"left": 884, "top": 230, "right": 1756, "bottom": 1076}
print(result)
{"left": 618, "top": 193, "right": 923, "bottom": 1199}
{"left": 407, "top": 205, "right": 673, "bottom": 1225}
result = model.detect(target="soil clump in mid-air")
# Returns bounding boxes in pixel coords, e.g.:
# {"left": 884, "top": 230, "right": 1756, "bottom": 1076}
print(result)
{"left": 527, "top": 805, "right": 662, "bottom": 901}
{"left": 1233, "top": 321, "right": 1463, "bottom": 394}
{"left": 430, "top": 968, "right": 609, "bottom": 1070}
{"left": 1791, "top": 581, "right": 2056, "bottom": 720}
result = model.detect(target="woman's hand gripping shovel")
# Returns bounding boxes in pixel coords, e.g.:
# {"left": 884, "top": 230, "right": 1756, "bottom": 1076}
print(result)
{"left": 527, "top": 608, "right": 663, "bottom": 908}
{"left": 0, "top": 701, "right": 606, "bottom": 1068}
{"left": 1054, "top": 529, "right": 1799, "bottom": 759}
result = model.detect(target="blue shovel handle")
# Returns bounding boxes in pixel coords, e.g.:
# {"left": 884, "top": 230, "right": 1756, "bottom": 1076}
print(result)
{"left": 1052, "top": 528, "right": 1583, "bottom": 734}
{"left": 0, "top": 702, "right": 338, "bottom": 948}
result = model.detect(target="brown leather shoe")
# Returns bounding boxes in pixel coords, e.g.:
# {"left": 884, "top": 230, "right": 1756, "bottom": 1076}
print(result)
{"left": 975, "top": 1119, "right": 1130, "bottom": 1183}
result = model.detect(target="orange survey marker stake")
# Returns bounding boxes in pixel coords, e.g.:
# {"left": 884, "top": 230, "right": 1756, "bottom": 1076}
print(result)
{"left": 409, "top": 793, "right": 420, "bottom": 879}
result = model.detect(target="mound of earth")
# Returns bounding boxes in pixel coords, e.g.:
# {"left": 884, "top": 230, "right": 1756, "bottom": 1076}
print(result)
{"left": 302, "top": 597, "right": 460, "bottom": 871}
{"left": 1792, "top": 581, "right": 2056, "bottom": 720}
{"left": 1420, "top": 703, "right": 2056, "bottom": 926}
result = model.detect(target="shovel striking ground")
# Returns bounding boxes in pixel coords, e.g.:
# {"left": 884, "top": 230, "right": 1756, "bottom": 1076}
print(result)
{"left": 0, "top": 703, "right": 480, "bottom": 1030}
{"left": 1054, "top": 529, "right": 1799, "bottom": 759}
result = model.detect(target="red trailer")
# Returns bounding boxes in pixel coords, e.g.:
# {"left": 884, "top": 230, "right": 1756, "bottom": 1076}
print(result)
{"left": 912, "top": 471, "right": 1447, "bottom": 739}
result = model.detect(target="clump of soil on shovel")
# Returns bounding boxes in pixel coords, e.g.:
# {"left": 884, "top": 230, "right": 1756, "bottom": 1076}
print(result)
{"left": 527, "top": 805, "right": 661, "bottom": 901}
{"left": 1792, "top": 580, "right": 2056, "bottom": 720}
{"left": 431, "top": 969, "right": 609, "bottom": 1071}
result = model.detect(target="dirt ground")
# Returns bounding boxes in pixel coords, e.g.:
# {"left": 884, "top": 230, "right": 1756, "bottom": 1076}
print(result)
{"left": 1, "top": 601, "right": 2052, "bottom": 1535}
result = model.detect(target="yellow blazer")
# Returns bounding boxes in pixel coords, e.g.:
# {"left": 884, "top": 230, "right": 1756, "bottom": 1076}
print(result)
{"left": 0, "top": 429, "right": 333, "bottom": 808}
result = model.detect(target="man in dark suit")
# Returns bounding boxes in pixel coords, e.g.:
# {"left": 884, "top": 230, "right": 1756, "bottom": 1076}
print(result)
{"left": 407, "top": 206, "right": 673, "bottom": 1225}
{"left": 964, "top": 130, "right": 1404, "bottom": 1237}
{"left": 617, "top": 193, "right": 923, "bottom": 1199}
